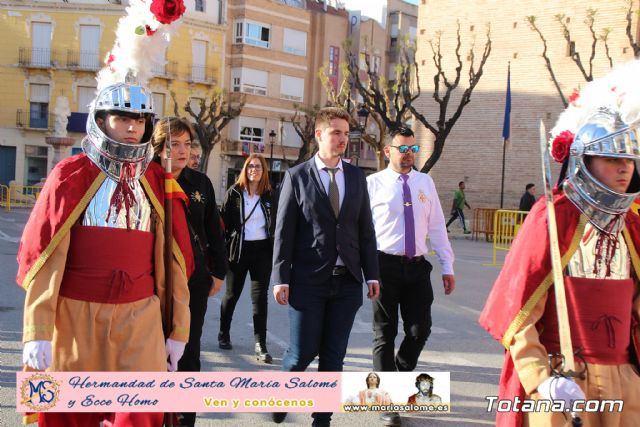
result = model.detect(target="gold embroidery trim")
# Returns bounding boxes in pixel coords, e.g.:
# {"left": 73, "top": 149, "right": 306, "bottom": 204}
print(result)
{"left": 501, "top": 215, "right": 587, "bottom": 349}
{"left": 623, "top": 227, "right": 640, "bottom": 279}
{"left": 22, "top": 173, "right": 106, "bottom": 289}
{"left": 23, "top": 413, "right": 39, "bottom": 425}
{"left": 140, "top": 176, "right": 187, "bottom": 276}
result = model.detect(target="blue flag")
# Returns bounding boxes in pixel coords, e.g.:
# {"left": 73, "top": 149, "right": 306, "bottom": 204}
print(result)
{"left": 502, "top": 64, "right": 511, "bottom": 144}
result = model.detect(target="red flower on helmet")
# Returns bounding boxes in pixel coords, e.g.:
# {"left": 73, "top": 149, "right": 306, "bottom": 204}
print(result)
{"left": 150, "top": 0, "right": 186, "bottom": 25}
{"left": 551, "top": 130, "right": 574, "bottom": 163}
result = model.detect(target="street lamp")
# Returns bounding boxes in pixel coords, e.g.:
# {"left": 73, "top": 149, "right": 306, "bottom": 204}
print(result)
{"left": 353, "top": 106, "right": 369, "bottom": 166}
{"left": 268, "top": 129, "right": 276, "bottom": 181}
{"left": 357, "top": 105, "right": 369, "bottom": 130}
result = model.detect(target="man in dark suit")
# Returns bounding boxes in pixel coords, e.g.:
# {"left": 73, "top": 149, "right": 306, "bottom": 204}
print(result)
{"left": 271, "top": 107, "right": 380, "bottom": 427}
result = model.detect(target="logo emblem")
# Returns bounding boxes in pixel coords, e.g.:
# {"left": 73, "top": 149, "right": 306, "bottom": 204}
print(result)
{"left": 190, "top": 191, "right": 205, "bottom": 204}
{"left": 21, "top": 373, "right": 60, "bottom": 411}
{"left": 418, "top": 190, "right": 427, "bottom": 203}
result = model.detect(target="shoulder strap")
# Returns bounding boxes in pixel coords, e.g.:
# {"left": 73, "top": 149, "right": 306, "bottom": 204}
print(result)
{"left": 241, "top": 199, "right": 260, "bottom": 226}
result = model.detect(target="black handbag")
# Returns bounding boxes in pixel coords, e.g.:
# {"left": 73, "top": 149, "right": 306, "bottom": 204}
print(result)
{"left": 227, "top": 199, "right": 260, "bottom": 263}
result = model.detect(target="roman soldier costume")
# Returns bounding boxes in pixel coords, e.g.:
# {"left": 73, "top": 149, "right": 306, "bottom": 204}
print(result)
{"left": 18, "top": 83, "right": 193, "bottom": 426}
{"left": 480, "top": 60, "right": 640, "bottom": 427}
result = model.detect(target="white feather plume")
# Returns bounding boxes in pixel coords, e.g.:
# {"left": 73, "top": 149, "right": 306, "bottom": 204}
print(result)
{"left": 96, "top": 0, "right": 182, "bottom": 91}
{"left": 551, "top": 59, "right": 640, "bottom": 138}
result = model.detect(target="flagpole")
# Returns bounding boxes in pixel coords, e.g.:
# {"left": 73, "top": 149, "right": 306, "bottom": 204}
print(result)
{"left": 500, "top": 137, "right": 506, "bottom": 208}
{"left": 500, "top": 62, "right": 511, "bottom": 209}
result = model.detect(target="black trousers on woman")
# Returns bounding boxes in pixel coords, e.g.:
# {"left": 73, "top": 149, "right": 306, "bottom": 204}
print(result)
{"left": 177, "top": 270, "right": 212, "bottom": 427}
{"left": 219, "top": 239, "right": 272, "bottom": 344}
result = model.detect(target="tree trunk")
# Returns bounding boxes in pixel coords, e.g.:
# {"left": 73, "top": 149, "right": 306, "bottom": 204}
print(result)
{"left": 420, "top": 135, "right": 445, "bottom": 174}
{"left": 201, "top": 145, "right": 213, "bottom": 174}
{"left": 377, "top": 148, "right": 386, "bottom": 171}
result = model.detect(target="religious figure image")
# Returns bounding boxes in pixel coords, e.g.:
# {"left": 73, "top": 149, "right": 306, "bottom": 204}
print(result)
{"left": 345, "top": 372, "right": 392, "bottom": 405}
{"left": 407, "top": 373, "right": 442, "bottom": 404}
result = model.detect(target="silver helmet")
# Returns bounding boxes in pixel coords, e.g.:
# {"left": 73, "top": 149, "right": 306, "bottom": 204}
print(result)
{"left": 82, "top": 83, "right": 155, "bottom": 182}
{"left": 563, "top": 107, "right": 640, "bottom": 234}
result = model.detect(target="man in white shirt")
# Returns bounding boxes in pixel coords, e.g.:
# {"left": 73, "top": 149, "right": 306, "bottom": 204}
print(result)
{"left": 367, "top": 126, "right": 455, "bottom": 372}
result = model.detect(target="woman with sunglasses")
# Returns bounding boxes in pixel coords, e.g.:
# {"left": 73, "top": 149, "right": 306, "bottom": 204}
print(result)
{"left": 219, "top": 154, "right": 275, "bottom": 363}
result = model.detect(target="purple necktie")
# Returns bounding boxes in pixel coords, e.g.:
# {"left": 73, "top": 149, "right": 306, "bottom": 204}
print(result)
{"left": 401, "top": 174, "right": 416, "bottom": 257}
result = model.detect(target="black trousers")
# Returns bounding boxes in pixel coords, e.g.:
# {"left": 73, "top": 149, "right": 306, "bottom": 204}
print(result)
{"left": 219, "top": 239, "right": 272, "bottom": 344}
{"left": 446, "top": 208, "right": 466, "bottom": 231}
{"left": 372, "top": 251, "right": 434, "bottom": 372}
{"left": 177, "top": 270, "right": 212, "bottom": 427}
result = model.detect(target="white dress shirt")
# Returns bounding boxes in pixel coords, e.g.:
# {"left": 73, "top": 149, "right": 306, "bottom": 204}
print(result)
{"left": 367, "top": 167, "right": 454, "bottom": 275}
{"left": 243, "top": 190, "right": 268, "bottom": 241}
{"left": 314, "top": 154, "right": 345, "bottom": 266}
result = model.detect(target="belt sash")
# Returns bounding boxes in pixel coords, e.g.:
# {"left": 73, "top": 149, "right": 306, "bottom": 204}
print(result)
{"left": 59, "top": 225, "right": 155, "bottom": 304}
{"left": 539, "top": 276, "right": 633, "bottom": 364}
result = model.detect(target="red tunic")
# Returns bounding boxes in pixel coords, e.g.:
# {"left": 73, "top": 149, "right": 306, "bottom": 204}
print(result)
{"left": 16, "top": 154, "right": 194, "bottom": 288}
{"left": 479, "top": 193, "right": 640, "bottom": 427}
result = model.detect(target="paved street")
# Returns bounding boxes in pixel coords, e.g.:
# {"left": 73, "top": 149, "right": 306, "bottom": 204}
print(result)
{"left": 0, "top": 208, "right": 506, "bottom": 426}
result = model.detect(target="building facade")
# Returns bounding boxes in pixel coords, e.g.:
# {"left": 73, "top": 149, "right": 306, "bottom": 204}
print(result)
{"left": 0, "top": 0, "right": 225, "bottom": 190}
{"left": 415, "top": 0, "right": 638, "bottom": 210}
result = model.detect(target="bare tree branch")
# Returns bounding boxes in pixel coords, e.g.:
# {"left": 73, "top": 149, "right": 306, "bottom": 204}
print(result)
{"left": 600, "top": 27, "right": 613, "bottom": 68}
{"left": 170, "top": 89, "right": 244, "bottom": 172}
{"left": 284, "top": 103, "right": 319, "bottom": 166}
{"left": 555, "top": 12, "right": 593, "bottom": 82}
{"left": 526, "top": 15, "right": 568, "bottom": 107}
{"left": 410, "top": 23, "right": 492, "bottom": 173}
{"left": 626, "top": 0, "right": 640, "bottom": 57}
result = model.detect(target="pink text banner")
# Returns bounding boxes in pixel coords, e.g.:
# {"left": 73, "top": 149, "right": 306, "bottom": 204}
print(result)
{"left": 17, "top": 372, "right": 342, "bottom": 413}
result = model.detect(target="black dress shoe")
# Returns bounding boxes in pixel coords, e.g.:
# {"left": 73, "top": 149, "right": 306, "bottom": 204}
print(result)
{"left": 218, "top": 332, "right": 232, "bottom": 350}
{"left": 311, "top": 419, "right": 330, "bottom": 427}
{"left": 379, "top": 412, "right": 401, "bottom": 426}
{"left": 255, "top": 343, "right": 273, "bottom": 364}
{"left": 272, "top": 412, "right": 287, "bottom": 423}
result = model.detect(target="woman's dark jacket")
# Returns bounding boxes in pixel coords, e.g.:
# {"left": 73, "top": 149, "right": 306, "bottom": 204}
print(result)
{"left": 176, "top": 167, "right": 228, "bottom": 281}
{"left": 220, "top": 183, "right": 275, "bottom": 262}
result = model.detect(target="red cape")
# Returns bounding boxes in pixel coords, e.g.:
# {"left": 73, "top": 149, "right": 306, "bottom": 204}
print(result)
{"left": 479, "top": 192, "right": 640, "bottom": 427}
{"left": 16, "top": 154, "right": 194, "bottom": 288}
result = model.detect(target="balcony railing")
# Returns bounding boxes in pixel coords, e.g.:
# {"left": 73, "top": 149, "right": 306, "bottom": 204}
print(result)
{"left": 221, "top": 140, "right": 243, "bottom": 154}
{"left": 65, "top": 50, "right": 101, "bottom": 71}
{"left": 16, "top": 109, "right": 55, "bottom": 130}
{"left": 151, "top": 61, "right": 178, "bottom": 79}
{"left": 189, "top": 65, "right": 217, "bottom": 84}
{"left": 221, "top": 139, "right": 302, "bottom": 159}
{"left": 18, "top": 48, "right": 58, "bottom": 68}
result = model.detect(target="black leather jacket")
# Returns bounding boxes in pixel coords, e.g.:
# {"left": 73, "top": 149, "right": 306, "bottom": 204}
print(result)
{"left": 220, "top": 183, "right": 275, "bottom": 261}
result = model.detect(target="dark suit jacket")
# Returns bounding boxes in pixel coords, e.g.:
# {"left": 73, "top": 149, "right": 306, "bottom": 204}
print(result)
{"left": 271, "top": 157, "right": 379, "bottom": 287}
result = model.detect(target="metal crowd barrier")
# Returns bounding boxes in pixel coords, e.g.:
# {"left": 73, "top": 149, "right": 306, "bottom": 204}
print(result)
{"left": 486, "top": 209, "right": 528, "bottom": 266}
{"left": 0, "top": 184, "right": 41, "bottom": 211}
{"left": 472, "top": 208, "right": 497, "bottom": 242}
